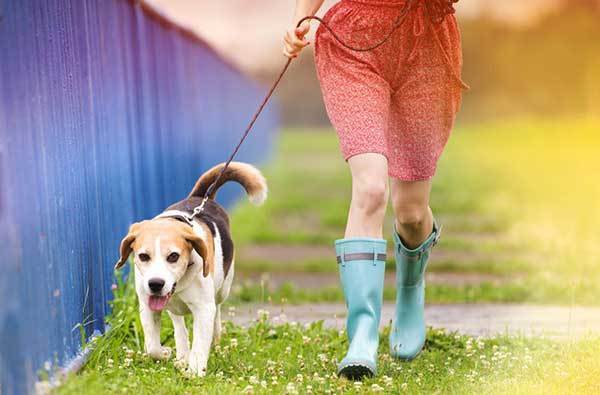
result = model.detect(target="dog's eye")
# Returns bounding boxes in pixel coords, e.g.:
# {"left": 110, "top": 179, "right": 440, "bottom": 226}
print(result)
{"left": 167, "top": 252, "right": 180, "bottom": 263}
{"left": 138, "top": 253, "right": 150, "bottom": 262}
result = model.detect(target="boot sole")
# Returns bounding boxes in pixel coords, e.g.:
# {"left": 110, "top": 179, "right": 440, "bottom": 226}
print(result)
{"left": 338, "top": 364, "right": 374, "bottom": 380}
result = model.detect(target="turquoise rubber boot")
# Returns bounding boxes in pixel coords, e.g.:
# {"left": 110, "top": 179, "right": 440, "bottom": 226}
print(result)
{"left": 389, "top": 221, "right": 441, "bottom": 360}
{"left": 335, "top": 238, "right": 386, "bottom": 380}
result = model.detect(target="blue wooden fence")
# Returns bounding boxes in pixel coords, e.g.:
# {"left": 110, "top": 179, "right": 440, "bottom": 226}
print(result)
{"left": 0, "top": 1, "right": 277, "bottom": 393}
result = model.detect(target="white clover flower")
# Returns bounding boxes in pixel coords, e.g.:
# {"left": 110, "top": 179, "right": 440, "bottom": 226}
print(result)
{"left": 241, "top": 385, "right": 254, "bottom": 394}
{"left": 476, "top": 338, "right": 485, "bottom": 350}
{"left": 182, "top": 368, "right": 194, "bottom": 379}
{"left": 174, "top": 359, "right": 187, "bottom": 370}
{"left": 285, "top": 382, "right": 298, "bottom": 395}
{"left": 382, "top": 375, "right": 393, "bottom": 386}
{"left": 371, "top": 384, "right": 384, "bottom": 392}
{"left": 257, "top": 309, "right": 270, "bottom": 320}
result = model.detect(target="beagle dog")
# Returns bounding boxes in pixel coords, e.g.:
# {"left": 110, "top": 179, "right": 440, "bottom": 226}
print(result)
{"left": 115, "top": 162, "right": 267, "bottom": 376}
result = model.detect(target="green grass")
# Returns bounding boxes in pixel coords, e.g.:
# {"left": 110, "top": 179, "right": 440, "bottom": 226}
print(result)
{"left": 56, "top": 277, "right": 600, "bottom": 394}
{"left": 231, "top": 119, "right": 600, "bottom": 305}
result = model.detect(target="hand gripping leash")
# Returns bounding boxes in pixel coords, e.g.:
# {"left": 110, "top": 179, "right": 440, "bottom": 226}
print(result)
{"left": 189, "top": 0, "right": 461, "bottom": 220}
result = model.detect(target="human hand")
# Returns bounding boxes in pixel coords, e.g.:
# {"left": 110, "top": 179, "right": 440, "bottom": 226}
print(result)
{"left": 283, "top": 19, "right": 311, "bottom": 58}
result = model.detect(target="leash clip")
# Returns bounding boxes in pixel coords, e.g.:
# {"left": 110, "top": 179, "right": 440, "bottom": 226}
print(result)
{"left": 186, "top": 196, "right": 209, "bottom": 223}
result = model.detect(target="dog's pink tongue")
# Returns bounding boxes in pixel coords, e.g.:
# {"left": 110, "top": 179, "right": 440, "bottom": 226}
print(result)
{"left": 148, "top": 295, "right": 169, "bottom": 312}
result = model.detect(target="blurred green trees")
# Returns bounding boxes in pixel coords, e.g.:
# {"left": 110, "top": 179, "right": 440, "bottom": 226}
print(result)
{"left": 460, "top": 3, "right": 600, "bottom": 121}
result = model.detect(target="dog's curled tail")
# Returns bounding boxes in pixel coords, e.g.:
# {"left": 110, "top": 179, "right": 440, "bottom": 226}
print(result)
{"left": 188, "top": 162, "right": 267, "bottom": 205}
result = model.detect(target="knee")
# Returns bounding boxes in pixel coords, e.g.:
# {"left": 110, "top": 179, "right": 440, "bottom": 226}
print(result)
{"left": 352, "top": 178, "right": 388, "bottom": 215}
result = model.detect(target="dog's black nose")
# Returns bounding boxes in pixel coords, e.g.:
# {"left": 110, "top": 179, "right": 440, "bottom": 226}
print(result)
{"left": 148, "top": 278, "right": 165, "bottom": 293}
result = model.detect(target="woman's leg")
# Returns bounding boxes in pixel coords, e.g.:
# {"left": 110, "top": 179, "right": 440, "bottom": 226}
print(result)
{"left": 332, "top": 153, "right": 389, "bottom": 379}
{"left": 313, "top": 1, "right": 395, "bottom": 378}
{"left": 345, "top": 153, "right": 389, "bottom": 239}
{"left": 389, "top": 179, "right": 433, "bottom": 248}
{"left": 388, "top": 178, "right": 441, "bottom": 360}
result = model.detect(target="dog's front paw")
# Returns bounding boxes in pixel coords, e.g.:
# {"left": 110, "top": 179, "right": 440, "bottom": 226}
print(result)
{"left": 187, "top": 350, "right": 207, "bottom": 377}
{"left": 147, "top": 346, "right": 172, "bottom": 360}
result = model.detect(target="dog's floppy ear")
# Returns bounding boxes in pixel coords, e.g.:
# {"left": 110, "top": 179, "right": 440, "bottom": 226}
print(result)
{"left": 181, "top": 227, "right": 212, "bottom": 277}
{"left": 115, "top": 222, "right": 142, "bottom": 270}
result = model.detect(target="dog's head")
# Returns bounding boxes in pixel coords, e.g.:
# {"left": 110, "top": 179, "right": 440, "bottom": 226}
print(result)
{"left": 115, "top": 219, "right": 209, "bottom": 312}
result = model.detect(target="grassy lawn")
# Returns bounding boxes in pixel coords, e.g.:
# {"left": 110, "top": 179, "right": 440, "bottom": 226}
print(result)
{"left": 56, "top": 118, "right": 600, "bottom": 393}
{"left": 57, "top": 277, "right": 600, "bottom": 394}
{"left": 231, "top": 118, "right": 600, "bottom": 305}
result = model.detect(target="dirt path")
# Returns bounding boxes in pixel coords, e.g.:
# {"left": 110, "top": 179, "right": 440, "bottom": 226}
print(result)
{"left": 228, "top": 303, "right": 600, "bottom": 340}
